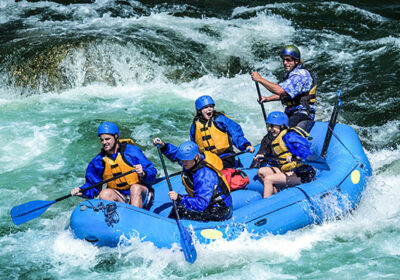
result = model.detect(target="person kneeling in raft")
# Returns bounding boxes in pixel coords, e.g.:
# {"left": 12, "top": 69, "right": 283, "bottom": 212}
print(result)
{"left": 71, "top": 122, "right": 157, "bottom": 208}
{"left": 153, "top": 138, "right": 232, "bottom": 221}
{"left": 190, "top": 95, "right": 255, "bottom": 168}
{"left": 253, "top": 112, "right": 316, "bottom": 198}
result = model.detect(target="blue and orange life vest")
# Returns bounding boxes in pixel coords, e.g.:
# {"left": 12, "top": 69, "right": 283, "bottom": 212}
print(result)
{"left": 181, "top": 151, "right": 230, "bottom": 207}
{"left": 194, "top": 114, "right": 232, "bottom": 155}
{"left": 102, "top": 139, "right": 140, "bottom": 190}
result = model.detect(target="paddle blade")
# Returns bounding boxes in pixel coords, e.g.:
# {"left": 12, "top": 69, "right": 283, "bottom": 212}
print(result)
{"left": 304, "top": 154, "right": 330, "bottom": 171}
{"left": 176, "top": 221, "right": 197, "bottom": 263}
{"left": 10, "top": 200, "right": 55, "bottom": 225}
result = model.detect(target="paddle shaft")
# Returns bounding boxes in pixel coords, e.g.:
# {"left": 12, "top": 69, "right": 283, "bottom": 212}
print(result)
{"left": 156, "top": 145, "right": 181, "bottom": 218}
{"left": 11, "top": 168, "right": 137, "bottom": 225}
{"left": 255, "top": 82, "right": 268, "bottom": 127}
{"left": 258, "top": 155, "right": 329, "bottom": 170}
{"left": 321, "top": 90, "right": 343, "bottom": 158}
{"left": 58, "top": 169, "right": 137, "bottom": 203}
{"left": 156, "top": 144, "right": 197, "bottom": 263}
{"left": 259, "top": 156, "right": 308, "bottom": 164}
{"left": 156, "top": 150, "right": 246, "bottom": 181}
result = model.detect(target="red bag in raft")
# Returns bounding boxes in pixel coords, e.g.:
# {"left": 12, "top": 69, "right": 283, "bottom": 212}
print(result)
{"left": 221, "top": 168, "right": 249, "bottom": 191}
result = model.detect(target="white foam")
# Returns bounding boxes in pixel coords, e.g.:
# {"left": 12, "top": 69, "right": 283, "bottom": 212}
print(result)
{"left": 323, "top": 2, "right": 386, "bottom": 22}
{"left": 357, "top": 120, "right": 400, "bottom": 160}
{"left": 0, "top": 0, "right": 298, "bottom": 95}
{"left": 0, "top": 122, "right": 58, "bottom": 173}
{"left": 376, "top": 36, "right": 400, "bottom": 51}
{"left": 52, "top": 231, "right": 100, "bottom": 264}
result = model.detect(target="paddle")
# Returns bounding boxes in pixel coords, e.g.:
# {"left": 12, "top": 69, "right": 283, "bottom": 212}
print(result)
{"left": 10, "top": 169, "right": 137, "bottom": 225}
{"left": 302, "top": 154, "right": 330, "bottom": 171}
{"left": 255, "top": 82, "right": 268, "bottom": 128}
{"left": 156, "top": 144, "right": 197, "bottom": 264}
{"left": 258, "top": 153, "right": 330, "bottom": 171}
{"left": 321, "top": 90, "right": 343, "bottom": 158}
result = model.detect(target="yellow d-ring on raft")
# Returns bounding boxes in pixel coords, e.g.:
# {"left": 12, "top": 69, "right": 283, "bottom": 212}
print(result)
{"left": 200, "top": 229, "right": 223, "bottom": 240}
{"left": 351, "top": 170, "right": 360, "bottom": 184}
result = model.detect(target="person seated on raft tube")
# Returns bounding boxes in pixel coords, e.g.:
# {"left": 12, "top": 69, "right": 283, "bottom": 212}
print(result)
{"left": 190, "top": 95, "right": 255, "bottom": 169}
{"left": 251, "top": 45, "right": 317, "bottom": 130}
{"left": 153, "top": 138, "right": 233, "bottom": 221}
{"left": 71, "top": 122, "right": 157, "bottom": 208}
{"left": 253, "top": 112, "right": 316, "bottom": 198}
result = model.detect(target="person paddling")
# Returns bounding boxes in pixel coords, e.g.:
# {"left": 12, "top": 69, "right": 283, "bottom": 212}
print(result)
{"left": 251, "top": 45, "right": 317, "bottom": 130}
{"left": 153, "top": 138, "right": 232, "bottom": 221}
{"left": 71, "top": 122, "right": 157, "bottom": 208}
{"left": 253, "top": 112, "right": 316, "bottom": 198}
{"left": 190, "top": 95, "right": 255, "bottom": 168}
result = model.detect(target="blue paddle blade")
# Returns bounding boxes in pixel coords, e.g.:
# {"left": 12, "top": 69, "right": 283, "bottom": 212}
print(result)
{"left": 176, "top": 220, "right": 197, "bottom": 263}
{"left": 304, "top": 154, "right": 330, "bottom": 171}
{"left": 10, "top": 200, "right": 55, "bottom": 225}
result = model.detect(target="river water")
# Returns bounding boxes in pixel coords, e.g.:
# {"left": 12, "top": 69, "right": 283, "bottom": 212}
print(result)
{"left": 1, "top": 0, "right": 399, "bottom": 279}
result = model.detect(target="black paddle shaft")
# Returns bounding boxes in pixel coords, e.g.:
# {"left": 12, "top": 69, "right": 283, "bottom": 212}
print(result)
{"left": 156, "top": 151, "right": 246, "bottom": 181}
{"left": 255, "top": 154, "right": 329, "bottom": 171}
{"left": 321, "top": 91, "right": 343, "bottom": 158}
{"left": 10, "top": 167, "right": 138, "bottom": 225}
{"left": 155, "top": 144, "right": 197, "bottom": 263}
{"left": 255, "top": 82, "right": 268, "bottom": 127}
{"left": 55, "top": 169, "right": 137, "bottom": 203}
{"left": 156, "top": 145, "right": 174, "bottom": 192}
{"left": 156, "top": 145, "right": 182, "bottom": 220}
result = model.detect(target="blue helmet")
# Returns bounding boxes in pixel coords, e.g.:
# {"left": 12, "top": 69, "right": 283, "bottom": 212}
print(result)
{"left": 176, "top": 141, "right": 200, "bottom": 161}
{"left": 266, "top": 111, "right": 288, "bottom": 127}
{"left": 98, "top": 122, "right": 119, "bottom": 136}
{"left": 195, "top": 95, "right": 215, "bottom": 111}
{"left": 280, "top": 45, "right": 301, "bottom": 60}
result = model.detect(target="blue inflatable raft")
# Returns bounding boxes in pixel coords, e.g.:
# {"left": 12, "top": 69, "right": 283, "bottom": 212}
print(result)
{"left": 69, "top": 121, "right": 372, "bottom": 248}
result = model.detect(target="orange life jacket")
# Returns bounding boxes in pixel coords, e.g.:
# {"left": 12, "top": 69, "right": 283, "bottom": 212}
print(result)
{"left": 102, "top": 139, "right": 140, "bottom": 190}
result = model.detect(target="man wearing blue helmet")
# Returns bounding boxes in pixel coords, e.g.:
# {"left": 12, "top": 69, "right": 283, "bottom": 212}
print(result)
{"left": 70, "top": 122, "right": 157, "bottom": 208}
{"left": 153, "top": 138, "right": 232, "bottom": 221}
{"left": 190, "top": 95, "right": 254, "bottom": 168}
{"left": 253, "top": 112, "right": 315, "bottom": 198}
{"left": 251, "top": 45, "right": 317, "bottom": 129}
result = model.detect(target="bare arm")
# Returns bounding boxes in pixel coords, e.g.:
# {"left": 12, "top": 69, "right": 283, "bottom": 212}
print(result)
{"left": 251, "top": 72, "right": 286, "bottom": 98}
{"left": 262, "top": 94, "right": 281, "bottom": 102}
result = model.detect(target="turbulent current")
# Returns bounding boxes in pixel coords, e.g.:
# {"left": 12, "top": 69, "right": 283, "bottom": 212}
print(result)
{"left": 0, "top": 0, "right": 399, "bottom": 279}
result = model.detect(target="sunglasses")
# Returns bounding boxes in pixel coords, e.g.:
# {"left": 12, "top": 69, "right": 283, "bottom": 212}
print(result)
{"left": 282, "top": 57, "right": 295, "bottom": 62}
{"left": 267, "top": 124, "right": 282, "bottom": 130}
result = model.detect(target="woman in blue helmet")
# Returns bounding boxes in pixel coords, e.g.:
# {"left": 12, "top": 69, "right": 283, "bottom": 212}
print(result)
{"left": 153, "top": 138, "right": 232, "bottom": 221}
{"left": 70, "top": 122, "right": 157, "bottom": 209}
{"left": 253, "top": 112, "right": 316, "bottom": 198}
{"left": 251, "top": 45, "right": 317, "bottom": 129}
{"left": 189, "top": 95, "right": 254, "bottom": 168}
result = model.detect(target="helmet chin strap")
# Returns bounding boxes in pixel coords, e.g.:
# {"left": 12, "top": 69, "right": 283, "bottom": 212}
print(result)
{"left": 186, "top": 155, "right": 201, "bottom": 172}
{"left": 110, "top": 135, "right": 119, "bottom": 154}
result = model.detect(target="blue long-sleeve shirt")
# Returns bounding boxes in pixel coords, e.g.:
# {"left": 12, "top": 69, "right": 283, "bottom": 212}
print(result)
{"left": 79, "top": 144, "right": 157, "bottom": 198}
{"left": 162, "top": 143, "right": 232, "bottom": 211}
{"left": 190, "top": 114, "right": 251, "bottom": 155}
